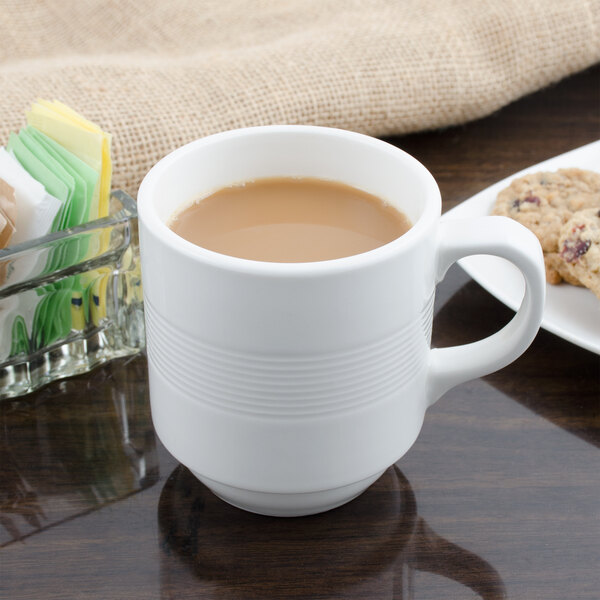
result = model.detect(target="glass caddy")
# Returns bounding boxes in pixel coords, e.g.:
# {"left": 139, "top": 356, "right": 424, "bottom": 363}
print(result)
{"left": 0, "top": 190, "right": 144, "bottom": 399}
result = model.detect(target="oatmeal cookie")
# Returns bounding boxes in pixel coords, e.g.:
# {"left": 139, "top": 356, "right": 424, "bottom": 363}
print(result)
{"left": 543, "top": 252, "right": 582, "bottom": 286}
{"left": 557, "top": 208, "right": 600, "bottom": 299}
{"left": 493, "top": 168, "right": 600, "bottom": 254}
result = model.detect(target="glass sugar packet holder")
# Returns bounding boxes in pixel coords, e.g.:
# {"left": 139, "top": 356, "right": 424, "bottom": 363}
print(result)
{"left": 0, "top": 190, "right": 144, "bottom": 399}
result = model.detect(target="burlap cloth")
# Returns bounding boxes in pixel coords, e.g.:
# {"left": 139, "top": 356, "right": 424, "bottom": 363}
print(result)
{"left": 0, "top": 0, "right": 598, "bottom": 196}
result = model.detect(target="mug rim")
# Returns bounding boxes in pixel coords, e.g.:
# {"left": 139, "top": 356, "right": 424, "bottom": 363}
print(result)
{"left": 137, "top": 125, "right": 441, "bottom": 276}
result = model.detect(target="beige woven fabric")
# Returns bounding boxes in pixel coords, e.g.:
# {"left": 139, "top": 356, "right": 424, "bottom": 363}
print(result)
{"left": 0, "top": 0, "right": 598, "bottom": 195}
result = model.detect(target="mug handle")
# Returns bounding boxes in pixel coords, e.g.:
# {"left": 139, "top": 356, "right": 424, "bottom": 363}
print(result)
{"left": 427, "top": 216, "right": 545, "bottom": 405}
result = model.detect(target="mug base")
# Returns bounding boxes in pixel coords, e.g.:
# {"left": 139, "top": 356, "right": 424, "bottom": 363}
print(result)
{"left": 190, "top": 469, "right": 386, "bottom": 517}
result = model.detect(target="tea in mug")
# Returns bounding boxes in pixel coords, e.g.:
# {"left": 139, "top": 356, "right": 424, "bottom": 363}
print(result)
{"left": 169, "top": 177, "right": 411, "bottom": 262}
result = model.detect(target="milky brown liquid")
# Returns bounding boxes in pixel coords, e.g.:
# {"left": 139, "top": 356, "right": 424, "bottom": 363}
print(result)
{"left": 169, "top": 178, "right": 411, "bottom": 262}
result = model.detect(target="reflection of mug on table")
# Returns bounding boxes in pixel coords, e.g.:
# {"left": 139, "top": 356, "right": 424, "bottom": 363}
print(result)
{"left": 0, "top": 356, "right": 157, "bottom": 546}
{"left": 158, "top": 465, "right": 506, "bottom": 600}
{"left": 138, "top": 126, "right": 545, "bottom": 516}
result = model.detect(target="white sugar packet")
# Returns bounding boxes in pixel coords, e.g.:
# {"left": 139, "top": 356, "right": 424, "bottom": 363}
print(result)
{"left": 0, "top": 296, "right": 18, "bottom": 360}
{"left": 0, "top": 147, "right": 63, "bottom": 291}
{"left": 0, "top": 147, "right": 62, "bottom": 245}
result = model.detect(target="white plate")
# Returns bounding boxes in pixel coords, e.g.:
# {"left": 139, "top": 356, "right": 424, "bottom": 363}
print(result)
{"left": 441, "top": 140, "right": 600, "bottom": 355}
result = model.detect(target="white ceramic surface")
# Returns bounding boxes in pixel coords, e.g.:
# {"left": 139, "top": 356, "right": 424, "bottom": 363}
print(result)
{"left": 137, "top": 126, "right": 546, "bottom": 516}
{"left": 442, "top": 140, "right": 600, "bottom": 355}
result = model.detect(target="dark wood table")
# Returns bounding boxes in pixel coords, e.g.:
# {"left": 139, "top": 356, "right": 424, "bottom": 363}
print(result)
{"left": 1, "top": 65, "right": 599, "bottom": 600}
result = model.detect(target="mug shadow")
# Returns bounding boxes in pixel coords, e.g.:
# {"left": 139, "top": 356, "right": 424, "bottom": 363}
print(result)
{"left": 158, "top": 464, "right": 506, "bottom": 600}
{"left": 433, "top": 266, "right": 600, "bottom": 448}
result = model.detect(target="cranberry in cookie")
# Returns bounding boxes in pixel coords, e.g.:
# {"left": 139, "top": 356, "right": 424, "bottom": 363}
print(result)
{"left": 558, "top": 208, "right": 600, "bottom": 299}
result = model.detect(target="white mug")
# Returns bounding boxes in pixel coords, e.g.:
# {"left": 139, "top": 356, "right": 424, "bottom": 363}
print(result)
{"left": 137, "top": 126, "right": 545, "bottom": 516}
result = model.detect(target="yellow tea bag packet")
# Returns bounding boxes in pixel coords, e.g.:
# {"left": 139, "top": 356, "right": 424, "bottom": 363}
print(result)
{"left": 43, "top": 100, "right": 111, "bottom": 218}
{"left": 26, "top": 100, "right": 112, "bottom": 219}
{"left": 26, "top": 100, "right": 113, "bottom": 327}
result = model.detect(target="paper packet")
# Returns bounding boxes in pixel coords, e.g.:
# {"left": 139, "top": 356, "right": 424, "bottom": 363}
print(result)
{"left": 26, "top": 126, "right": 98, "bottom": 227}
{"left": 12, "top": 127, "right": 96, "bottom": 232}
{"left": 0, "top": 178, "right": 17, "bottom": 286}
{"left": 26, "top": 100, "right": 111, "bottom": 219}
{"left": 0, "top": 178, "right": 17, "bottom": 249}
{"left": 0, "top": 147, "right": 62, "bottom": 245}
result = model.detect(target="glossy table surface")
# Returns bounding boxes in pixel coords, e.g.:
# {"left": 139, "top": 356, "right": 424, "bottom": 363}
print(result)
{"left": 1, "top": 65, "right": 599, "bottom": 600}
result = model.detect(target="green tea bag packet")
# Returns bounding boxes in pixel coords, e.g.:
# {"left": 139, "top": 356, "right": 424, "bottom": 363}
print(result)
{"left": 0, "top": 290, "right": 38, "bottom": 360}
{"left": 10, "top": 129, "right": 88, "bottom": 275}
{"left": 25, "top": 127, "right": 100, "bottom": 273}
{"left": 31, "top": 291, "right": 52, "bottom": 350}
{"left": 24, "top": 128, "right": 86, "bottom": 228}
{"left": 31, "top": 288, "right": 73, "bottom": 350}
{"left": 10, "top": 314, "right": 30, "bottom": 356}
{"left": 26, "top": 102, "right": 106, "bottom": 219}
{"left": 26, "top": 126, "right": 98, "bottom": 227}
{"left": 13, "top": 129, "right": 76, "bottom": 230}
{"left": 7, "top": 132, "right": 69, "bottom": 230}
{"left": 0, "top": 147, "right": 62, "bottom": 245}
